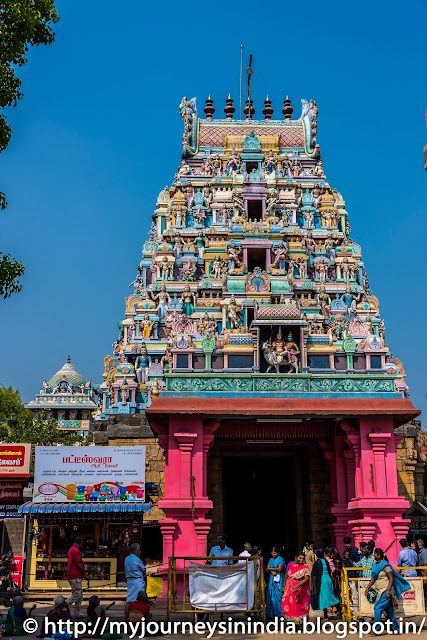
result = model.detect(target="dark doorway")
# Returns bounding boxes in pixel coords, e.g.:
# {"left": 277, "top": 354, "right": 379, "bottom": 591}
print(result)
{"left": 247, "top": 200, "right": 263, "bottom": 221}
{"left": 247, "top": 247, "right": 266, "bottom": 272}
{"left": 246, "top": 161, "right": 259, "bottom": 173}
{"left": 222, "top": 456, "right": 297, "bottom": 561}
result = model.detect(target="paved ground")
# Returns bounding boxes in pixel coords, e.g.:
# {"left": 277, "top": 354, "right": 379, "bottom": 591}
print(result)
{"left": 3, "top": 595, "right": 427, "bottom": 639}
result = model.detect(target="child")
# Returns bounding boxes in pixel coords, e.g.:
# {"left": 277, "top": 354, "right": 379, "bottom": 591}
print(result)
{"left": 127, "top": 591, "right": 150, "bottom": 623}
{"left": 86, "top": 597, "right": 117, "bottom": 638}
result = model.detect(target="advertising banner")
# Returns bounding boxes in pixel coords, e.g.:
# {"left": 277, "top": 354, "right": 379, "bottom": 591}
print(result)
{"left": 0, "top": 481, "right": 26, "bottom": 502}
{"left": 0, "top": 503, "right": 24, "bottom": 518}
{"left": 0, "top": 444, "right": 31, "bottom": 477}
{"left": 33, "top": 446, "right": 145, "bottom": 503}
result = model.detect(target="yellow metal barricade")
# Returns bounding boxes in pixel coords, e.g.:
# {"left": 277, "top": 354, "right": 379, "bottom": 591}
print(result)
{"left": 167, "top": 556, "right": 265, "bottom": 622}
{"left": 341, "top": 565, "right": 427, "bottom": 622}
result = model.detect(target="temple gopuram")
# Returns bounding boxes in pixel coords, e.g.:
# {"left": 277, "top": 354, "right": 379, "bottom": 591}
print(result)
{"left": 27, "top": 357, "right": 99, "bottom": 436}
{"left": 96, "top": 94, "right": 420, "bottom": 567}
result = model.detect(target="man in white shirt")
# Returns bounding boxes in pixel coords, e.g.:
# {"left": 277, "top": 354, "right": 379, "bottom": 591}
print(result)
{"left": 238, "top": 542, "right": 252, "bottom": 562}
{"left": 208, "top": 534, "right": 233, "bottom": 566}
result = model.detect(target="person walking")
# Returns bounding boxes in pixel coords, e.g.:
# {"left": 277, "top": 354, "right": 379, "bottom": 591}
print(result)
{"left": 342, "top": 537, "right": 360, "bottom": 613}
{"left": 266, "top": 546, "right": 285, "bottom": 618}
{"left": 124, "top": 543, "right": 146, "bottom": 619}
{"left": 66, "top": 537, "right": 85, "bottom": 619}
{"left": 310, "top": 550, "right": 340, "bottom": 619}
{"left": 396, "top": 538, "right": 417, "bottom": 577}
{"left": 364, "top": 548, "right": 410, "bottom": 633}
{"left": 417, "top": 539, "right": 427, "bottom": 606}
{"left": 281, "top": 552, "right": 311, "bottom": 623}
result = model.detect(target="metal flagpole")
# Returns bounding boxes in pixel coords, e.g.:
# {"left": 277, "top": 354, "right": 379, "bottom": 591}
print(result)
{"left": 239, "top": 44, "right": 243, "bottom": 120}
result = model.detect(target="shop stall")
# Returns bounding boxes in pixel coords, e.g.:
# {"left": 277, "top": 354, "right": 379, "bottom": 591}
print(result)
{"left": 19, "top": 445, "right": 148, "bottom": 591}
{"left": 20, "top": 502, "right": 150, "bottom": 590}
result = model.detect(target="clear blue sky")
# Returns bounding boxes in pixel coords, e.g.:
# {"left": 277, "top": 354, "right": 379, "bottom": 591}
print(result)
{"left": 1, "top": 0, "right": 426, "bottom": 419}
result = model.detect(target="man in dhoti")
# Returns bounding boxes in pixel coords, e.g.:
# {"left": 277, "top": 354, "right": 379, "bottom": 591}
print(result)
{"left": 124, "top": 543, "right": 146, "bottom": 618}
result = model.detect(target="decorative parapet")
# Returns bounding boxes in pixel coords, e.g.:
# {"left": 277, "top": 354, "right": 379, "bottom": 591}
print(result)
{"left": 165, "top": 373, "right": 397, "bottom": 395}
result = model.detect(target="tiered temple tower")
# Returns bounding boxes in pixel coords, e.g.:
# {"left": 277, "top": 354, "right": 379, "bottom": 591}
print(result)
{"left": 98, "top": 95, "right": 420, "bottom": 567}
{"left": 27, "top": 357, "right": 99, "bottom": 436}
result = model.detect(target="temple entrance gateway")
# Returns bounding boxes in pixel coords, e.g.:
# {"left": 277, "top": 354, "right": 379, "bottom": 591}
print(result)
{"left": 223, "top": 456, "right": 296, "bottom": 558}
{"left": 207, "top": 430, "right": 332, "bottom": 560}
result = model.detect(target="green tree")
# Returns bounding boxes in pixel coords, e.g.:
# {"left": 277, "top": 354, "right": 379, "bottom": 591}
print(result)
{"left": 0, "top": 0, "right": 59, "bottom": 297}
{"left": 0, "top": 385, "right": 83, "bottom": 445}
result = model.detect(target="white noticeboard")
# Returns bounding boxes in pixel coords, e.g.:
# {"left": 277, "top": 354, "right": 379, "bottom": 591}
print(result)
{"left": 189, "top": 562, "right": 255, "bottom": 611}
{"left": 358, "top": 577, "right": 425, "bottom": 617}
{"left": 33, "top": 446, "right": 145, "bottom": 503}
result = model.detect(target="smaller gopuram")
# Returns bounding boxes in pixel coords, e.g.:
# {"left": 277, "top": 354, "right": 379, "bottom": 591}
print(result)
{"left": 97, "top": 92, "right": 420, "bottom": 568}
{"left": 27, "top": 357, "right": 100, "bottom": 436}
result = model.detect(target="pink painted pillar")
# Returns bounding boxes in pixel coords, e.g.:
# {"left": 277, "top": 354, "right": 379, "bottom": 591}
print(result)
{"left": 330, "top": 436, "right": 353, "bottom": 545}
{"left": 347, "top": 417, "right": 410, "bottom": 563}
{"left": 174, "top": 432, "right": 197, "bottom": 496}
{"left": 369, "top": 433, "right": 391, "bottom": 497}
{"left": 335, "top": 436, "right": 348, "bottom": 505}
{"left": 157, "top": 415, "right": 220, "bottom": 570}
{"left": 345, "top": 441, "right": 358, "bottom": 499}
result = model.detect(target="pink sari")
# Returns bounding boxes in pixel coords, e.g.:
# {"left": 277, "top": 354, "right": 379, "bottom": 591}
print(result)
{"left": 281, "top": 563, "right": 311, "bottom": 623}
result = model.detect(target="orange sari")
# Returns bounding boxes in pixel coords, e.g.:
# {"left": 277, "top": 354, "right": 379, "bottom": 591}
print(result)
{"left": 281, "top": 563, "right": 311, "bottom": 623}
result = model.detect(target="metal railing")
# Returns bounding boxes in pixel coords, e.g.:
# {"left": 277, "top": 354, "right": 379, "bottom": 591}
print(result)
{"left": 167, "top": 556, "right": 265, "bottom": 621}
{"left": 341, "top": 565, "right": 427, "bottom": 622}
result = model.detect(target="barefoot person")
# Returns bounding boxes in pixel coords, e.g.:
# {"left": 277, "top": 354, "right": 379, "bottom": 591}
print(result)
{"left": 281, "top": 553, "right": 311, "bottom": 623}
{"left": 364, "top": 548, "right": 410, "bottom": 634}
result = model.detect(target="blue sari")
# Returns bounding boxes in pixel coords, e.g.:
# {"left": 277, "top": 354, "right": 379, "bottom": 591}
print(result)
{"left": 370, "top": 560, "right": 410, "bottom": 632}
{"left": 371, "top": 560, "right": 410, "bottom": 600}
{"left": 266, "top": 556, "right": 285, "bottom": 618}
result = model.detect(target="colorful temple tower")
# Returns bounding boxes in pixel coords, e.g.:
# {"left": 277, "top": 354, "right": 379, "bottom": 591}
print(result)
{"left": 27, "top": 357, "right": 99, "bottom": 436}
{"left": 98, "top": 94, "right": 420, "bottom": 567}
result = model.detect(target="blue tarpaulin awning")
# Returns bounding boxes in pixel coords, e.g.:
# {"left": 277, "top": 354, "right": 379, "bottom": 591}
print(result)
{"left": 18, "top": 502, "right": 151, "bottom": 514}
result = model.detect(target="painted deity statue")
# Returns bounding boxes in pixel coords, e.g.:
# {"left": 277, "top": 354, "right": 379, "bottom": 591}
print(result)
{"left": 226, "top": 148, "right": 241, "bottom": 174}
{"left": 304, "top": 209, "right": 313, "bottom": 229}
{"left": 229, "top": 241, "right": 243, "bottom": 269}
{"left": 211, "top": 255, "right": 223, "bottom": 280}
{"left": 264, "top": 150, "right": 277, "bottom": 173}
{"left": 142, "top": 312, "right": 154, "bottom": 339}
{"left": 272, "top": 331, "right": 286, "bottom": 356}
{"left": 318, "top": 284, "right": 331, "bottom": 318}
{"left": 317, "top": 256, "right": 328, "bottom": 283}
{"left": 135, "top": 346, "right": 152, "bottom": 384}
{"left": 120, "top": 380, "right": 129, "bottom": 403}
{"left": 271, "top": 241, "right": 287, "bottom": 269}
{"left": 285, "top": 332, "right": 300, "bottom": 364}
{"left": 182, "top": 259, "right": 196, "bottom": 281}
{"left": 181, "top": 284, "right": 195, "bottom": 316}
{"left": 150, "top": 284, "right": 171, "bottom": 323}
{"left": 298, "top": 257, "right": 307, "bottom": 279}
{"left": 342, "top": 284, "right": 357, "bottom": 321}
{"left": 227, "top": 294, "right": 243, "bottom": 331}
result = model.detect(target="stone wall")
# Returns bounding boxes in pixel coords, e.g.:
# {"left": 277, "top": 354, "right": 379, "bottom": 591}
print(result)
{"left": 395, "top": 420, "right": 426, "bottom": 504}
{"left": 93, "top": 415, "right": 165, "bottom": 523}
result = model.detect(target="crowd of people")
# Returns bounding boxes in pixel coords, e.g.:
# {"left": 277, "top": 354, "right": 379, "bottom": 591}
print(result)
{"left": 0, "top": 534, "right": 424, "bottom": 636}
{"left": 207, "top": 534, "right": 425, "bottom": 631}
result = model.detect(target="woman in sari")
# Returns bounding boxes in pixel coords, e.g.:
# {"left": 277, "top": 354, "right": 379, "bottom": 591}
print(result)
{"left": 266, "top": 546, "right": 285, "bottom": 618}
{"left": 364, "top": 548, "right": 410, "bottom": 633}
{"left": 310, "top": 550, "right": 340, "bottom": 618}
{"left": 281, "top": 553, "right": 311, "bottom": 623}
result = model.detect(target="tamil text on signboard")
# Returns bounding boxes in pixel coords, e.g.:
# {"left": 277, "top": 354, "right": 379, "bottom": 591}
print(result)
{"left": 33, "top": 446, "right": 145, "bottom": 503}
{"left": 0, "top": 445, "right": 30, "bottom": 477}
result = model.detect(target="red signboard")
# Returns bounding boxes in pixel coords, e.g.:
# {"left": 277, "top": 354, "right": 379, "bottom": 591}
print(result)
{"left": 0, "top": 481, "right": 25, "bottom": 502}
{"left": 402, "top": 590, "right": 416, "bottom": 601}
{"left": 0, "top": 445, "right": 30, "bottom": 477}
{"left": 9, "top": 556, "right": 23, "bottom": 589}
